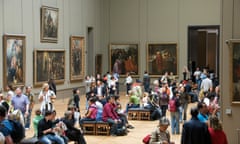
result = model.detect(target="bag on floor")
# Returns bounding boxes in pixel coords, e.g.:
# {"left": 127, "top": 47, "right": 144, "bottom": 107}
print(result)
{"left": 142, "top": 134, "right": 151, "bottom": 144}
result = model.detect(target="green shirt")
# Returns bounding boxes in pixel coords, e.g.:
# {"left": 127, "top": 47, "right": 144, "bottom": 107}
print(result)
{"left": 130, "top": 94, "right": 140, "bottom": 105}
{"left": 33, "top": 115, "right": 43, "bottom": 137}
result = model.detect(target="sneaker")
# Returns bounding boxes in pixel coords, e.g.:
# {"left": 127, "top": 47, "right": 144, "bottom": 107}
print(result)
{"left": 127, "top": 125, "right": 134, "bottom": 129}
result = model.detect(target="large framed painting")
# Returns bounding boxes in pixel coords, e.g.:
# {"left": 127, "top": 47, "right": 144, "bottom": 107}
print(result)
{"left": 3, "top": 34, "right": 26, "bottom": 88}
{"left": 70, "top": 36, "right": 85, "bottom": 82}
{"left": 41, "top": 6, "right": 59, "bottom": 43}
{"left": 95, "top": 54, "right": 102, "bottom": 75}
{"left": 34, "top": 49, "right": 65, "bottom": 86}
{"left": 147, "top": 43, "right": 177, "bottom": 76}
{"left": 109, "top": 43, "right": 139, "bottom": 76}
{"left": 229, "top": 39, "right": 240, "bottom": 104}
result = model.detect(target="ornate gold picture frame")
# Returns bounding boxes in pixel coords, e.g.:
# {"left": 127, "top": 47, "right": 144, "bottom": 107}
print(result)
{"left": 109, "top": 43, "right": 139, "bottom": 76}
{"left": 3, "top": 34, "right": 26, "bottom": 88}
{"left": 41, "top": 6, "right": 59, "bottom": 43}
{"left": 70, "top": 36, "right": 85, "bottom": 82}
{"left": 34, "top": 49, "right": 65, "bottom": 86}
{"left": 147, "top": 43, "right": 178, "bottom": 77}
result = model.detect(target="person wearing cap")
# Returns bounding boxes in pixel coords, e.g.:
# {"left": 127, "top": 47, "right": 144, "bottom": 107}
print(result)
{"left": 149, "top": 116, "right": 171, "bottom": 144}
{"left": 38, "top": 83, "right": 56, "bottom": 115}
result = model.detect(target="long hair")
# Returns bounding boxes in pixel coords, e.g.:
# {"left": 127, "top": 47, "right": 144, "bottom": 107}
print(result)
{"left": 209, "top": 115, "right": 222, "bottom": 131}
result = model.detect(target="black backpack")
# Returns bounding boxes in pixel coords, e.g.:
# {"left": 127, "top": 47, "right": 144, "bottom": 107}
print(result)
{"left": 9, "top": 119, "right": 25, "bottom": 143}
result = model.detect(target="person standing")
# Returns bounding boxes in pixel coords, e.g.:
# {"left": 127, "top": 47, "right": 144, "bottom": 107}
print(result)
{"left": 113, "top": 72, "right": 120, "bottom": 95}
{"left": 143, "top": 71, "right": 150, "bottom": 92}
{"left": 181, "top": 107, "right": 211, "bottom": 144}
{"left": 38, "top": 83, "right": 56, "bottom": 115}
{"left": 48, "top": 78, "right": 57, "bottom": 95}
{"left": 24, "top": 85, "right": 35, "bottom": 130}
{"left": 11, "top": 87, "right": 30, "bottom": 125}
{"left": 208, "top": 115, "right": 228, "bottom": 144}
{"left": 125, "top": 72, "right": 133, "bottom": 96}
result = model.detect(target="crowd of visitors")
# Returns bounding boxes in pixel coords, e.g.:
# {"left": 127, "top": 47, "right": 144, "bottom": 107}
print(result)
{"left": 0, "top": 65, "right": 228, "bottom": 144}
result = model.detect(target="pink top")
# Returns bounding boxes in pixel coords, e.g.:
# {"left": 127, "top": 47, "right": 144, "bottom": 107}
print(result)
{"left": 88, "top": 104, "right": 97, "bottom": 119}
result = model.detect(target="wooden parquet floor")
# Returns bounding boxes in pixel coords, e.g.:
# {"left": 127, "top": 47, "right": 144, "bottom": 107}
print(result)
{"left": 25, "top": 92, "right": 196, "bottom": 144}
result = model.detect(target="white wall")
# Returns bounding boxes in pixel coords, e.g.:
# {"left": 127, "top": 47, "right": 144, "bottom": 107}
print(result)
{"left": 0, "top": 0, "right": 103, "bottom": 92}
{"left": 104, "top": 0, "right": 221, "bottom": 79}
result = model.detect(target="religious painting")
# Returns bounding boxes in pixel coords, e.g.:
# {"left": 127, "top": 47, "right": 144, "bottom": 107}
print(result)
{"left": 70, "top": 36, "right": 85, "bottom": 82}
{"left": 41, "top": 6, "right": 59, "bottom": 43}
{"left": 147, "top": 43, "right": 177, "bottom": 76}
{"left": 95, "top": 54, "right": 102, "bottom": 75}
{"left": 34, "top": 49, "right": 65, "bottom": 86}
{"left": 229, "top": 39, "right": 240, "bottom": 104}
{"left": 109, "top": 43, "right": 139, "bottom": 76}
{"left": 3, "top": 34, "right": 26, "bottom": 88}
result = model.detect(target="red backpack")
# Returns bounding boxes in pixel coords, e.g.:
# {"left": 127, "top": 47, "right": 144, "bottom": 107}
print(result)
{"left": 142, "top": 134, "right": 151, "bottom": 144}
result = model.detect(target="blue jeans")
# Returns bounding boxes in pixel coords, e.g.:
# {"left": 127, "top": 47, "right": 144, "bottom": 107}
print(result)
{"left": 25, "top": 109, "right": 32, "bottom": 128}
{"left": 170, "top": 111, "right": 180, "bottom": 134}
{"left": 39, "top": 134, "right": 65, "bottom": 144}
{"left": 107, "top": 118, "right": 118, "bottom": 135}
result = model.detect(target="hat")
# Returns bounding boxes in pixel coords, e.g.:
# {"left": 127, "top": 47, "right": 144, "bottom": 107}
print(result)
{"left": 159, "top": 117, "right": 170, "bottom": 126}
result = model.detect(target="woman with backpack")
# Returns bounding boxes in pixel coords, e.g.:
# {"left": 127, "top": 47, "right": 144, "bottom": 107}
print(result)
{"left": 168, "top": 87, "right": 181, "bottom": 135}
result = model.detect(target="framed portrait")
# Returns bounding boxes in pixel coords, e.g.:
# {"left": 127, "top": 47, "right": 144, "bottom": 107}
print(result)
{"left": 147, "top": 43, "right": 178, "bottom": 76}
{"left": 70, "top": 36, "right": 85, "bottom": 82}
{"left": 95, "top": 54, "right": 102, "bottom": 75}
{"left": 41, "top": 6, "right": 59, "bottom": 43}
{"left": 109, "top": 43, "right": 139, "bottom": 76}
{"left": 229, "top": 39, "right": 240, "bottom": 104}
{"left": 34, "top": 49, "right": 65, "bottom": 86}
{"left": 3, "top": 34, "right": 26, "bottom": 88}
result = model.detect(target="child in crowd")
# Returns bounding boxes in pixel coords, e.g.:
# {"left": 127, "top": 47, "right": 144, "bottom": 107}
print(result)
{"left": 33, "top": 109, "right": 43, "bottom": 137}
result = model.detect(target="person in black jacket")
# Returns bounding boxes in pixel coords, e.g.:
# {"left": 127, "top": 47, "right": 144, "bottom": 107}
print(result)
{"left": 48, "top": 78, "right": 57, "bottom": 95}
{"left": 62, "top": 111, "right": 86, "bottom": 144}
{"left": 37, "top": 111, "right": 64, "bottom": 144}
{"left": 181, "top": 107, "right": 211, "bottom": 144}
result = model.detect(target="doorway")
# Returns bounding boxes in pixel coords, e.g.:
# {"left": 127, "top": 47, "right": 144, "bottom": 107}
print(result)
{"left": 188, "top": 25, "right": 220, "bottom": 81}
{"left": 87, "top": 27, "right": 94, "bottom": 76}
